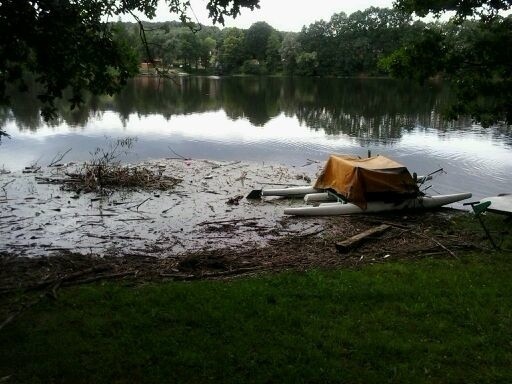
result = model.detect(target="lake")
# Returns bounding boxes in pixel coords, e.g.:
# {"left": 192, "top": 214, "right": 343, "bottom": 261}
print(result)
{"left": 0, "top": 76, "right": 510, "bottom": 201}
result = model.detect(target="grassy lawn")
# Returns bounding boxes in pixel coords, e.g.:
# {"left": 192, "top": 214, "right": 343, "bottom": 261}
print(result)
{"left": 1, "top": 248, "right": 512, "bottom": 383}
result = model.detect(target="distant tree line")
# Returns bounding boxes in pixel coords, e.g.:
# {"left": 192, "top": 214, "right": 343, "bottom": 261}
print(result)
{"left": 118, "top": 4, "right": 510, "bottom": 125}
{"left": 116, "top": 7, "right": 420, "bottom": 76}
{"left": 6, "top": 76, "right": 474, "bottom": 146}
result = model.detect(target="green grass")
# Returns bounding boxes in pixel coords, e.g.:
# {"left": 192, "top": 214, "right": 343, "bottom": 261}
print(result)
{"left": 1, "top": 251, "right": 512, "bottom": 383}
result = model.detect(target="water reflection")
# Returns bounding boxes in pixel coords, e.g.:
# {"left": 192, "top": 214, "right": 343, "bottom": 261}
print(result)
{"left": 2, "top": 76, "right": 510, "bottom": 145}
{"left": 0, "top": 77, "right": 510, "bottom": 201}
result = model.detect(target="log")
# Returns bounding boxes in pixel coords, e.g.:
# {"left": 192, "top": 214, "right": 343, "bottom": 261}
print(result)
{"left": 336, "top": 224, "right": 391, "bottom": 253}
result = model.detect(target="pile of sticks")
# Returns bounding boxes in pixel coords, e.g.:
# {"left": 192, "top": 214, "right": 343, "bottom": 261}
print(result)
{"left": 37, "top": 164, "right": 181, "bottom": 192}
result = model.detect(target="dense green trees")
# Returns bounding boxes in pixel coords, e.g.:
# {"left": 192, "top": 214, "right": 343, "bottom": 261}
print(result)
{"left": 123, "top": 7, "right": 415, "bottom": 77}
{"left": 294, "top": 8, "right": 414, "bottom": 76}
{"left": 245, "top": 22, "right": 274, "bottom": 61}
{"left": 382, "top": 0, "right": 512, "bottom": 125}
{"left": 134, "top": 20, "right": 279, "bottom": 75}
{"left": 279, "top": 34, "right": 300, "bottom": 75}
{"left": 218, "top": 28, "right": 246, "bottom": 73}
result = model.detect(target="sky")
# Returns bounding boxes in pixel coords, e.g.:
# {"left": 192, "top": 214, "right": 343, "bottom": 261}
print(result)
{"left": 141, "top": 0, "right": 395, "bottom": 31}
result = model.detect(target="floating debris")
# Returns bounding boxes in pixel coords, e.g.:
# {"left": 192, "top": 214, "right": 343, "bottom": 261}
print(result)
{"left": 0, "top": 158, "right": 321, "bottom": 257}
{"left": 57, "top": 165, "right": 181, "bottom": 193}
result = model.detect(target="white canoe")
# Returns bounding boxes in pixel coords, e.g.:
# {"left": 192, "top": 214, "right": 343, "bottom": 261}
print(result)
{"left": 284, "top": 193, "right": 472, "bottom": 216}
{"left": 261, "top": 186, "right": 320, "bottom": 197}
{"left": 304, "top": 192, "right": 337, "bottom": 203}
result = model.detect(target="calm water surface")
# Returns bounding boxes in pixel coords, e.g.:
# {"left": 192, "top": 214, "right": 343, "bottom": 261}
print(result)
{"left": 0, "top": 77, "right": 510, "bottom": 201}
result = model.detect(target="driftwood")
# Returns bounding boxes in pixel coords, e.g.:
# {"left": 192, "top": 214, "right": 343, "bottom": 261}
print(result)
{"left": 116, "top": 217, "right": 151, "bottom": 222}
{"left": 167, "top": 146, "right": 190, "bottom": 160}
{"left": 162, "top": 205, "right": 175, "bottom": 214}
{"left": 297, "top": 228, "right": 325, "bottom": 238}
{"left": 197, "top": 217, "right": 264, "bottom": 226}
{"left": 126, "top": 197, "right": 152, "bottom": 212}
{"left": 80, "top": 213, "right": 118, "bottom": 217}
{"left": 412, "top": 231, "right": 459, "bottom": 259}
{"left": 336, "top": 224, "right": 391, "bottom": 253}
{"left": 1, "top": 179, "right": 15, "bottom": 191}
{"left": 48, "top": 148, "right": 72, "bottom": 167}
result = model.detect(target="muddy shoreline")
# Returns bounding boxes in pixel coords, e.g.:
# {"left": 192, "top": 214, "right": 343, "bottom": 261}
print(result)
{"left": 1, "top": 158, "right": 325, "bottom": 257}
{"left": 1, "top": 209, "right": 479, "bottom": 291}
{"left": 1, "top": 158, "right": 481, "bottom": 293}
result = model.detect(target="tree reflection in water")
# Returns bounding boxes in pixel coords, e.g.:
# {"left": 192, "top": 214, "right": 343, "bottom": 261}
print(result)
{"left": 1, "top": 76, "right": 510, "bottom": 146}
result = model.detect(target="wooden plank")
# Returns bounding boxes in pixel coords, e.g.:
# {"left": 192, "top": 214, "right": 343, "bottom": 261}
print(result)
{"left": 336, "top": 224, "right": 391, "bottom": 253}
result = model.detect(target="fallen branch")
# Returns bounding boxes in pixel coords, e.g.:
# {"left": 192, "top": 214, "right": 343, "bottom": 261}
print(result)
{"left": 197, "top": 217, "right": 264, "bottom": 226}
{"left": 1, "top": 179, "right": 14, "bottom": 194}
{"left": 128, "top": 197, "right": 152, "bottom": 212}
{"left": 79, "top": 213, "right": 118, "bottom": 217}
{"left": 168, "top": 146, "right": 190, "bottom": 160}
{"left": 297, "top": 228, "right": 325, "bottom": 238}
{"left": 116, "top": 217, "right": 151, "bottom": 222}
{"left": 48, "top": 148, "right": 72, "bottom": 167}
{"left": 162, "top": 204, "right": 174, "bottom": 214}
{"left": 412, "top": 231, "right": 459, "bottom": 259}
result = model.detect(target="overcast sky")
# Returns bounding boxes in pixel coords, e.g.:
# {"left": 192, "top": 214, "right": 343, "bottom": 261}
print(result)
{"left": 143, "top": 0, "right": 395, "bottom": 31}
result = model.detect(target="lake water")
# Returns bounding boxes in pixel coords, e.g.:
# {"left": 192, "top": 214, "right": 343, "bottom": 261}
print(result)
{"left": 1, "top": 76, "right": 510, "bottom": 201}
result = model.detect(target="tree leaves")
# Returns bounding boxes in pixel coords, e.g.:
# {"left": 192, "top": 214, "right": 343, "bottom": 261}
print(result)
{"left": 0, "top": 0, "right": 260, "bottom": 121}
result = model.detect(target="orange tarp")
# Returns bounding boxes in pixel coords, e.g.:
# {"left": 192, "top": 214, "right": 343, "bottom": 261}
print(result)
{"left": 314, "top": 155, "right": 419, "bottom": 208}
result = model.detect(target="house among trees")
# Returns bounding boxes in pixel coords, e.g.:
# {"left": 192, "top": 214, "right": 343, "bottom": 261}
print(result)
{"left": 140, "top": 59, "right": 163, "bottom": 74}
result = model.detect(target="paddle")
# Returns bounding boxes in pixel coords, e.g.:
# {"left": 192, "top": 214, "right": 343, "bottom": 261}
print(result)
{"left": 246, "top": 189, "right": 262, "bottom": 199}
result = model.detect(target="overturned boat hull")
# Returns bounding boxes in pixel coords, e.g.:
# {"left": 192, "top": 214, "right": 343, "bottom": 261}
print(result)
{"left": 284, "top": 193, "right": 472, "bottom": 216}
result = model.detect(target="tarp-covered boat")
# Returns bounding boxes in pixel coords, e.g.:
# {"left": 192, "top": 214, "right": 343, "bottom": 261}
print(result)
{"left": 313, "top": 154, "right": 419, "bottom": 209}
{"left": 248, "top": 154, "right": 472, "bottom": 215}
